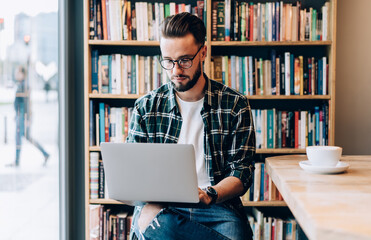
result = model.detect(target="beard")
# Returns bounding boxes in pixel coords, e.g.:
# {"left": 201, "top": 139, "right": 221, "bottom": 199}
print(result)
{"left": 171, "top": 63, "right": 202, "bottom": 92}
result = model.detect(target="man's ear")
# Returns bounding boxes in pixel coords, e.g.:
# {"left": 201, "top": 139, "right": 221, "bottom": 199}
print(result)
{"left": 201, "top": 45, "right": 207, "bottom": 61}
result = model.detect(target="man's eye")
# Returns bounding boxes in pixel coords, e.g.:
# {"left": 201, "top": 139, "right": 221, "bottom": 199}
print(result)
{"left": 180, "top": 59, "right": 191, "bottom": 62}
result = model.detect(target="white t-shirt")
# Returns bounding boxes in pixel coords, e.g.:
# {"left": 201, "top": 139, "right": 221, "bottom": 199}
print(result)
{"left": 176, "top": 95, "right": 211, "bottom": 189}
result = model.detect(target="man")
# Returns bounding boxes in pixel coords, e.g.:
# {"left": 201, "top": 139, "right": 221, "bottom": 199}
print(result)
{"left": 127, "top": 12, "right": 255, "bottom": 240}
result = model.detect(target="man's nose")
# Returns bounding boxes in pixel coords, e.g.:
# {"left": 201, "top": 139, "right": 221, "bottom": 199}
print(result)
{"left": 172, "top": 62, "right": 184, "bottom": 75}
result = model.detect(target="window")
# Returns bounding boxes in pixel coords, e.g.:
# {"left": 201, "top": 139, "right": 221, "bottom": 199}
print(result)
{"left": 0, "top": 1, "right": 59, "bottom": 239}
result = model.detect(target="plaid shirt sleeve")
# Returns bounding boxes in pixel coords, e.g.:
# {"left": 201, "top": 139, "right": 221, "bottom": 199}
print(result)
{"left": 224, "top": 96, "right": 255, "bottom": 192}
{"left": 126, "top": 98, "right": 149, "bottom": 143}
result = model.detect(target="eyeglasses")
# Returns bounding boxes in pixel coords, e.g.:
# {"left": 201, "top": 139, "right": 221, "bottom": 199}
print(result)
{"left": 160, "top": 45, "right": 204, "bottom": 70}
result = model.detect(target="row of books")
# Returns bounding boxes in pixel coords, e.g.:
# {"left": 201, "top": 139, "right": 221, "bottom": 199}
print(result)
{"left": 88, "top": 103, "right": 329, "bottom": 150}
{"left": 252, "top": 105, "right": 329, "bottom": 149}
{"left": 89, "top": 204, "right": 305, "bottom": 240}
{"left": 90, "top": 204, "right": 132, "bottom": 240}
{"left": 211, "top": 51, "right": 328, "bottom": 96}
{"left": 212, "top": 1, "right": 329, "bottom": 42}
{"left": 91, "top": 50, "right": 169, "bottom": 95}
{"left": 90, "top": 0, "right": 206, "bottom": 41}
{"left": 89, "top": 101, "right": 133, "bottom": 147}
{"left": 241, "top": 163, "right": 283, "bottom": 202}
{"left": 91, "top": 50, "right": 328, "bottom": 96}
{"left": 249, "top": 208, "right": 305, "bottom": 240}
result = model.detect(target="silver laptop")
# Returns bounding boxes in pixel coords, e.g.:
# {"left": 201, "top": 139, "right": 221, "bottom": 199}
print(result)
{"left": 100, "top": 142, "right": 200, "bottom": 206}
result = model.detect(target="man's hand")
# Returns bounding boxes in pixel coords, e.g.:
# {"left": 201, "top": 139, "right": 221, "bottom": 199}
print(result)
{"left": 198, "top": 188, "right": 212, "bottom": 205}
{"left": 198, "top": 177, "right": 245, "bottom": 205}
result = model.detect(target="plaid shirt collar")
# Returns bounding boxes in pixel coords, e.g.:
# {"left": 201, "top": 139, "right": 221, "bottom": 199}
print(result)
{"left": 166, "top": 73, "right": 216, "bottom": 113}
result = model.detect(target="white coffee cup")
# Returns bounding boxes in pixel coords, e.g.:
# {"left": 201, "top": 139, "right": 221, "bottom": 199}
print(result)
{"left": 306, "top": 146, "right": 342, "bottom": 167}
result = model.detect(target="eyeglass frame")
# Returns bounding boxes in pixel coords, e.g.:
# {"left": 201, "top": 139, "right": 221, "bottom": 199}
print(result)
{"left": 159, "top": 45, "right": 204, "bottom": 70}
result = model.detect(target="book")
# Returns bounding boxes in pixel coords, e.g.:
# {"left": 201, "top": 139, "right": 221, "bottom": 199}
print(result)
{"left": 98, "top": 159, "right": 105, "bottom": 198}
{"left": 260, "top": 163, "right": 265, "bottom": 201}
{"left": 284, "top": 52, "right": 290, "bottom": 95}
{"left": 294, "top": 57, "right": 300, "bottom": 95}
{"left": 99, "top": 102, "right": 105, "bottom": 144}
{"left": 117, "top": 212, "right": 128, "bottom": 240}
{"left": 89, "top": 100, "right": 96, "bottom": 146}
{"left": 267, "top": 109, "right": 274, "bottom": 148}
{"left": 90, "top": 0, "right": 95, "bottom": 39}
{"left": 96, "top": 0, "right": 103, "bottom": 40}
{"left": 216, "top": 1, "right": 225, "bottom": 41}
{"left": 271, "top": 50, "right": 276, "bottom": 95}
{"left": 91, "top": 50, "right": 99, "bottom": 93}
{"left": 211, "top": 1, "right": 218, "bottom": 41}
{"left": 101, "top": 0, "right": 108, "bottom": 40}
{"left": 254, "top": 162, "right": 262, "bottom": 201}
{"left": 264, "top": 167, "right": 270, "bottom": 201}
{"left": 224, "top": 0, "right": 231, "bottom": 41}
{"left": 290, "top": 53, "right": 294, "bottom": 95}
{"left": 90, "top": 152, "right": 99, "bottom": 199}
{"left": 213, "top": 56, "right": 223, "bottom": 83}
{"left": 89, "top": 205, "right": 102, "bottom": 240}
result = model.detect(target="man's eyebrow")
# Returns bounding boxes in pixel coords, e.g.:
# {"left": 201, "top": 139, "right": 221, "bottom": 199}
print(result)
{"left": 162, "top": 54, "right": 193, "bottom": 59}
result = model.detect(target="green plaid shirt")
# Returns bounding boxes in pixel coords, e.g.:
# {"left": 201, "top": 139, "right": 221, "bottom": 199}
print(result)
{"left": 127, "top": 74, "right": 255, "bottom": 220}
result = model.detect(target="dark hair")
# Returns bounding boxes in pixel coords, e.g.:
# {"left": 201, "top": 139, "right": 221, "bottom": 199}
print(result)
{"left": 161, "top": 12, "right": 206, "bottom": 46}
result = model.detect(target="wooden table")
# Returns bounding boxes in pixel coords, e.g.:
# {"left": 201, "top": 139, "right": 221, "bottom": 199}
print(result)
{"left": 265, "top": 155, "right": 371, "bottom": 240}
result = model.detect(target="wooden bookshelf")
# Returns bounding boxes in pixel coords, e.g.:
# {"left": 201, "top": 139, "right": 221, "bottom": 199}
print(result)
{"left": 83, "top": 0, "right": 337, "bottom": 238}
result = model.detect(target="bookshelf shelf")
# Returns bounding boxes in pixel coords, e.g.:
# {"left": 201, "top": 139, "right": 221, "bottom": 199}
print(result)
{"left": 84, "top": 0, "right": 337, "bottom": 238}
{"left": 247, "top": 95, "right": 331, "bottom": 100}
{"left": 211, "top": 40, "right": 332, "bottom": 47}
{"left": 242, "top": 201, "right": 287, "bottom": 207}
{"left": 90, "top": 199, "right": 126, "bottom": 205}
{"left": 89, "top": 40, "right": 332, "bottom": 47}
{"left": 88, "top": 93, "right": 140, "bottom": 99}
{"left": 88, "top": 93, "right": 330, "bottom": 100}
{"left": 90, "top": 199, "right": 287, "bottom": 207}
{"left": 90, "top": 146, "right": 306, "bottom": 154}
{"left": 89, "top": 146, "right": 100, "bottom": 151}
{"left": 89, "top": 40, "right": 160, "bottom": 46}
{"left": 256, "top": 148, "right": 306, "bottom": 154}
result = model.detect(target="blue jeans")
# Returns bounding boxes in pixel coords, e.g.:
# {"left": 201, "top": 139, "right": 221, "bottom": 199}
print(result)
{"left": 15, "top": 100, "right": 48, "bottom": 165}
{"left": 131, "top": 203, "right": 252, "bottom": 240}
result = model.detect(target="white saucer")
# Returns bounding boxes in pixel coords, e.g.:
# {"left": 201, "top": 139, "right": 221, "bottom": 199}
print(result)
{"left": 299, "top": 161, "right": 350, "bottom": 174}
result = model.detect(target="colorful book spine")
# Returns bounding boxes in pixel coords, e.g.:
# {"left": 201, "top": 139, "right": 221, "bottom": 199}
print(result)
{"left": 89, "top": 152, "right": 99, "bottom": 199}
{"left": 267, "top": 109, "right": 274, "bottom": 148}
{"left": 99, "top": 102, "right": 105, "bottom": 144}
{"left": 224, "top": 0, "right": 231, "bottom": 41}
{"left": 91, "top": 49, "right": 99, "bottom": 93}
{"left": 260, "top": 163, "right": 265, "bottom": 201}
{"left": 216, "top": 1, "right": 225, "bottom": 41}
{"left": 89, "top": 100, "right": 96, "bottom": 146}
{"left": 98, "top": 159, "right": 105, "bottom": 198}
{"left": 271, "top": 50, "right": 276, "bottom": 95}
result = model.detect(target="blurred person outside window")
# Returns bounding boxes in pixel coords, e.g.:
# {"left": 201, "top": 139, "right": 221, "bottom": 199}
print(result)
{"left": 7, "top": 65, "right": 49, "bottom": 167}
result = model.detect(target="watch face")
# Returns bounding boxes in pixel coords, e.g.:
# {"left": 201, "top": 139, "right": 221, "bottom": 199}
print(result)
{"left": 207, "top": 186, "right": 217, "bottom": 196}
{"left": 207, "top": 186, "right": 218, "bottom": 204}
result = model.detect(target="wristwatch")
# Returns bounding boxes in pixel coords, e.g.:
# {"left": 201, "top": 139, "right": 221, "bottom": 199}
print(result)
{"left": 206, "top": 186, "right": 218, "bottom": 205}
